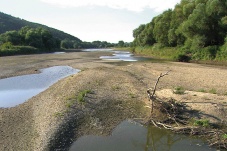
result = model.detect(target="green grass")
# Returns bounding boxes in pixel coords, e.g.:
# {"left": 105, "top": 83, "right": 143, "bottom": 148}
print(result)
{"left": 77, "top": 89, "right": 91, "bottom": 103}
{"left": 133, "top": 45, "right": 178, "bottom": 60}
{"left": 173, "top": 86, "right": 185, "bottom": 95}
{"left": 209, "top": 88, "right": 217, "bottom": 94}
{"left": 222, "top": 134, "right": 227, "bottom": 140}
{"left": 198, "top": 88, "right": 207, "bottom": 93}
{"left": 132, "top": 45, "right": 227, "bottom": 63}
{"left": 194, "top": 119, "right": 210, "bottom": 127}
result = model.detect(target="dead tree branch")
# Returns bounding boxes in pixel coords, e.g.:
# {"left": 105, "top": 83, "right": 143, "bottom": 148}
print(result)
{"left": 147, "top": 70, "right": 170, "bottom": 112}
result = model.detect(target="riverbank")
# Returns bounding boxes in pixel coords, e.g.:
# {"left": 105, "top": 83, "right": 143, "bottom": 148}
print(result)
{"left": 131, "top": 46, "right": 227, "bottom": 66}
{"left": 0, "top": 51, "right": 226, "bottom": 150}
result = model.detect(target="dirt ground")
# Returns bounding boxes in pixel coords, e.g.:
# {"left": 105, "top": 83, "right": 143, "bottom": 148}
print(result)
{"left": 0, "top": 50, "right": 226, "bottom": 150}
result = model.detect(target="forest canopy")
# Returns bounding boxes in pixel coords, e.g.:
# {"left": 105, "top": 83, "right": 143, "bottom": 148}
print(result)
{"left": 132, "top": 0, "right": 227, "bottom": 61}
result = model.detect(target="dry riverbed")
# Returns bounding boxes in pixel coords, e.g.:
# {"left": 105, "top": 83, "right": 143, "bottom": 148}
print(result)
{"left": 0, "top": 51, "right": 226, "bottom": 150}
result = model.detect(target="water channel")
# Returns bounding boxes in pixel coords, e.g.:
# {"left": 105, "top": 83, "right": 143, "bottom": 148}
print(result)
{"left": 83, "top": 49, "right": 151, "bottom": 62}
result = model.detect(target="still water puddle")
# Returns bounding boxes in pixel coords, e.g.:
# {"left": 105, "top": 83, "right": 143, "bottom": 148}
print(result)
{"left": 70, "top": 120, "right": 215, "bottom": 151}
{"left": 0, "top": 66, "right": 80, "bottom": 108}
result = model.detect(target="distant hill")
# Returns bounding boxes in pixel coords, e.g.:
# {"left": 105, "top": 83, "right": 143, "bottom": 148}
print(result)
{"left": 0, "top": 12, "right": 81, "bottom": 42}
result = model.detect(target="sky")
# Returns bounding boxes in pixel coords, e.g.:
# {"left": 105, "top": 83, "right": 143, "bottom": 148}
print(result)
{"left": 0, "top": 0, "right": 181, "bottom": 43}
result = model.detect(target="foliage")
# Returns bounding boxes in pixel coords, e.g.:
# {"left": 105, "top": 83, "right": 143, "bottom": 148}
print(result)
{"left": 133, "top": 45, "right": 178, "bottom": 60}
{"left": 0, "top": 42, "right": 14, "bottom": 50}
{"left": 173, "top": 53, "right": 191, "bottom": 62}
{"left": 194, "top": 119, "right": 210, "bottom": 127}
{"left": 132, "top": 0, "right": 227, "bottom": 61}
{"left": 222, "top": 134, "right": 227, "bottom": 139}
{"left": 0, "top": 26, "right": 61, "bottom": 55}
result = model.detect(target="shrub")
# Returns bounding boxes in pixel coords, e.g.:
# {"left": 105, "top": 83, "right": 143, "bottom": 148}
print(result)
{"left": 174, "top": 53, "right": 191, "bottom": 62}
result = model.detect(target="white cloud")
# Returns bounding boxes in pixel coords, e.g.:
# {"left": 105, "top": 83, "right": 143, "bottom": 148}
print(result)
{"left": 40, "top": 0, "right": 181, "bottom": 12}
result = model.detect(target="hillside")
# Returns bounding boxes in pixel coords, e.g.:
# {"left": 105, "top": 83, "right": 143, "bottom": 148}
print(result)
{"left": 0, "top": 12, "right": 81, "bottom": 42}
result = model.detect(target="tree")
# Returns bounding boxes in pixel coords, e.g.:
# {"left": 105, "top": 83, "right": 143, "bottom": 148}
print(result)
{"left": 25, "top": 29, "right": 43, "bottom": 48}
{"left": 0, "top": 30, "right": 21, "bottom": 45}
{"left": 153, "top": 9, "right": 173, "bottom": 46}
{"left": 0, "top": 42, "right": 14, "bottom": 50}
{"left": 118, "top": 40, "right": 125, "bottom": 47}
{"left": 18, "top": 26, "right": 31, "bottom": 45}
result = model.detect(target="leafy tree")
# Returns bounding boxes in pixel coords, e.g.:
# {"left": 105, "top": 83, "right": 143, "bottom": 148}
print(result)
{"left": 25, "top": 28, "right": 43, "bottom": 48}
{"left": 18, "top": 26, "right": 31, "bottom": 45}
{"left": 118, "top": 40, "right": 125, "bottom": 47}
{"left": 0, "top": 30, "right": 21, "bottom": 45}
{"left": 0, "top": 42, "right": 14, "bottom": 50}
{"left": 132, "top": 0, "right": 227, "bottom": 61}
{"left": 153, "top": 9, "right": 172, "bottom": 46}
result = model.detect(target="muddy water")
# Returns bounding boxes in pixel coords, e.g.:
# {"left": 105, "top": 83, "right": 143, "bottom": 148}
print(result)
{"left": 69, "top": 120, "right": 216, "bottom": 151}
{"left": 0, "top": 66, "right": 79, "bottom": 108}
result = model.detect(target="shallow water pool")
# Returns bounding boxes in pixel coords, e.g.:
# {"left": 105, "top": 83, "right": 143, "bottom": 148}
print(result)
{"left": 0, "top": 66, "right": 80, "bottom": 108}
{"left": 69, "top": 120, "right": 216, "bottom": 151}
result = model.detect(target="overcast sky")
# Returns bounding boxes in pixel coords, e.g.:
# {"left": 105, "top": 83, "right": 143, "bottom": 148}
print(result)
{"left": 0, "top": 0, "right": 181, "bottom": 43}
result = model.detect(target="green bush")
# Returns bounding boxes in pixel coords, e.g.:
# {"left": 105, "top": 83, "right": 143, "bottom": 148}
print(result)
{"left": 192, "top": 46, "right": 218, "bottom": 60}
{"left": 173, "top": 53, "right": 191, "bottom": 62}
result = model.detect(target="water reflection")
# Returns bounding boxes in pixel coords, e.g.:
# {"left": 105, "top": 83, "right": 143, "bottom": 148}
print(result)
{"left": 69, "top": 120, "right": 215, "bottom": 151}
{"left": 0, "top": 66, "right": 80, "bottom": 108}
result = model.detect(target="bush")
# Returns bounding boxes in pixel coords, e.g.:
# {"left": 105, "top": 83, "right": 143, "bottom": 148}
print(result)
{"left": 0, "top": 45, "right": 40, "bottom": 56}
{"left": 174, "top": 53, "right": 191, "bottom": 62}
{"left": 192, "top": 46, "right": 218, "bottom": 60}
{"left": 0, "top": 42, "right": 14, "bottom": 50}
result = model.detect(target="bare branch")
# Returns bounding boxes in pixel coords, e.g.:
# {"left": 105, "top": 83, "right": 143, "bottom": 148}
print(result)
{"left": 147, "top": 70, "right": 170, "bottom": 113}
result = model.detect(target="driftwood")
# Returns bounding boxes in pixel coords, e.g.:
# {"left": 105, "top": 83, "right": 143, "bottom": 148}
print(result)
{"left": 147, "top": 71, "right": 227, "bottom": 150}
{"left": 147, "top": 70, "right": 170, "bottom": 113}
{"left": 149, "top": 98, "right": 227, "bottom": 149}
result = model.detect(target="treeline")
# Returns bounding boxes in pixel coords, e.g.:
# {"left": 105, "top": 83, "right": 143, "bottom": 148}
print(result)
{"left": 61, "top": 39, "right": 114, "bottom": 49}
{"left": 0, "top": 26, "right": 60, "bottom": 49}
{"left": 60, "top": 40, "right": 131, "bottom": 49}
{"left": 0, "top": 26, "right": 130, "bottom": 56}
{"left": 0, "top": 26, "right": 62, "bottom": 56}
{"left": 132, "top": 0, "right": 227, "bottom": 61}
